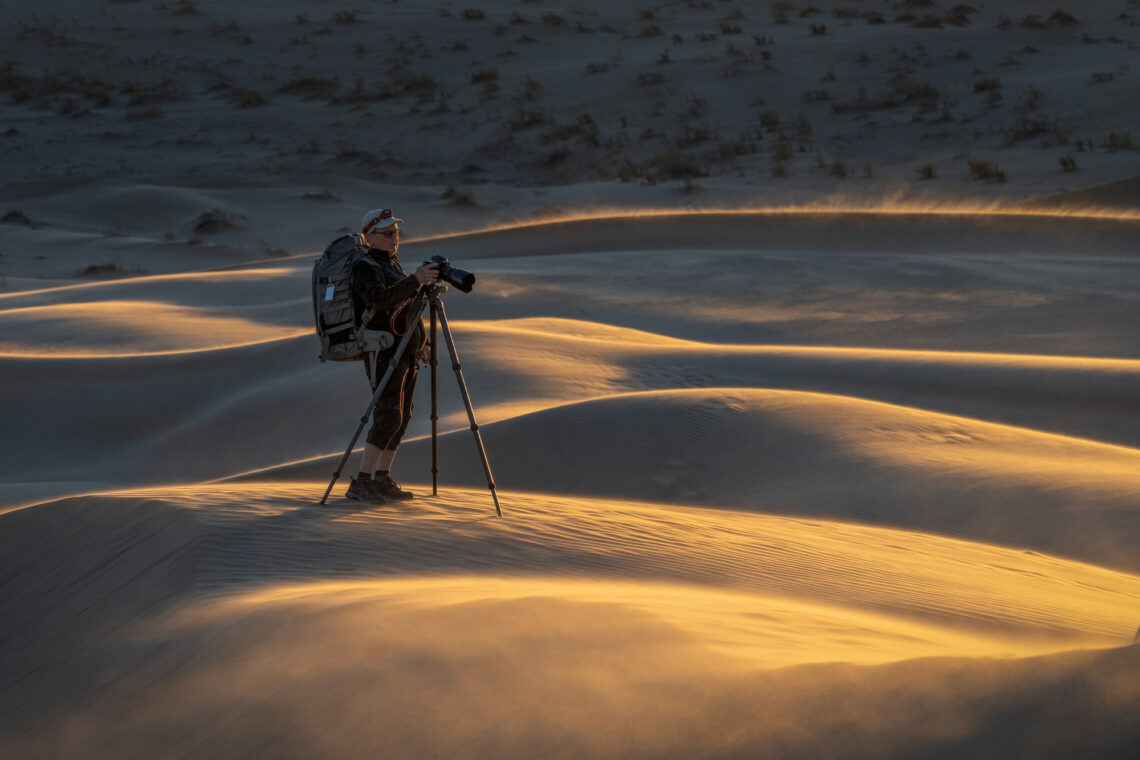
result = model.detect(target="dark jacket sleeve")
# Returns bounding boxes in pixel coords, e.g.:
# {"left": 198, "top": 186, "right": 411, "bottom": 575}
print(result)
{"left": 351, "top": 259, "right": 420, "bottom": 316}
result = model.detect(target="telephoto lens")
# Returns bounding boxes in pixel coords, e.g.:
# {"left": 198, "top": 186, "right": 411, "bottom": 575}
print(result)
{"left": 426, "top": 254, "right": 476, "bottom": 292}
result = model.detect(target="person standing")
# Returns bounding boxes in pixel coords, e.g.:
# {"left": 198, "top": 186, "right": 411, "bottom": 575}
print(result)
{"left": 344, "top": 208, "right": 439, "bottom": 503}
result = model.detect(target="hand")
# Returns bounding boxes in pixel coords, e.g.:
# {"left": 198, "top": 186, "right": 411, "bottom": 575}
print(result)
{"left": 414, "top": 262, "right": 440, "bottom": 285}
{"left": 419, "top": 343, "right": 432, "bottom": 365}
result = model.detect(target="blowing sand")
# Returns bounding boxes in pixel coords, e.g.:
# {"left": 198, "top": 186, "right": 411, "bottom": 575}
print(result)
{"left": 2, "top": 1, "right": 1140, "bottom": 758}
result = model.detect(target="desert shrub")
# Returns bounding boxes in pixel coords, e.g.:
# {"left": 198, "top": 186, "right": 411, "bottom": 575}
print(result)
{"left": 862, "top": 165, "right": 872, "bottom": 179}
{"left": 504, "top": 108, "right": 547, "bottom": 131}
{"left": 586, "top": 62, "right": 609, "bottom": 75}
{"left": 803, "top": 89, "right": 831, "bottom": 103}
{"left": 462, "top": 9, "right": 485, "bottom": 21}
{"left": 540, "top": 114, "right": 599, "bottom": 146}
{"left": 717, "top": 140, "right": 758, "bottom": 159}
{"left": 303, "top": 190, "right": 341, "bottom": 201}
{"left": 973, "top": 78, "right": 1001, "bottom": 92}
{"left": 639, "top": 10, "right": 655, "bottom": 20}
{"left": 912, "top": 15, "right": 942, "bottom": 28}
{"left": 968, "top": 159, "right": 1006, "bottom": 181}
{"left": 1101, "top": 131, "right": 1135, "bottom": 150}
{"left": 513, "top": 76, "right": 543, "bottom": 101}
{"left": 332, "top": 11, "right": 356, "bottom": 24}
{"left": 542, "top": 13, "right": 567, "bottom": 26}
{"left": 376, "top": 73, "right": 438, "bottom": 100}
{"left": 1021, "top": 14, "right": 1047, "bottom": 29}
{"left": 227, "top": 87, "right": 268, "bottom": 107}
{"left": 810, "top": 24, "right": 827, "bottom": 35}
{"left": 441, "top": 186, "right": 477, "bottom": 206}
{"left": 470, "top": 68, "right": 498, "bottom": 84}
{"left": 1006, "top": 116, "right": 1052, "bottom": 142}
{"left": 640, "top": 25, "right": 663, "bottom": 37}
{"left": 1091, "top": 71, "right": 1115, "bottom": 83}
{"left": 772, "top": 141, "right": 793, "bottom": 161}
{"left": 1049, "top": 10, "right": 1079, "bottom": 26}
{"left": 1018, "top": 85, "right": 1045, "bottom": 110}
{"left": 800, "top": 6, "right": 822, "bottom": 17}
{"left": 719, "top": 23, "right": 742, "bottom": 34}
{"left": 1059, "top": 155, "right": 1079, "bottom": 172}
{"left": 864, "top": 12, "right": 886, "bottom": 24}
{"left": 771, "top": 162, "right": 788, "bottom": 178}
{"left": 829, "top": 161, "right": 847, "bottom": 178}
{"left": 674, "top": 123, "right": 713, "bottom": 147}
{"left": 833, "top": 7, "right": 859, "bottom": 19}
{"left": 124, "top": 105, "right": 163, "bottom": 119}
{"left": 758, "top": 110, "right": 780, "bottom": 127}
{"left": 277, "top": 76, "right": 339, "bottom": 99}
{"left": 644, "top": 152, "right": 706, "bottom": 182}
{"left": 76, "top": 260, "right": 145, "bottom": 277}
{"left": 637, "top": 72, "right": 665, "bottom": 86}
{"left": 510, "top": 12, "right": 530, "bottom": 24}
{"left": 174, "top": 0, "right": 199, "bottom": 15}
{"left": 617, "top": 161, "right": 640, "bottom": 182}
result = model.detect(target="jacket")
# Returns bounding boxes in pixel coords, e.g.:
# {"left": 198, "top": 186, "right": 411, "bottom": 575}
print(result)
{"left": 350, "top": 248, "right": 426, "bottom": 357}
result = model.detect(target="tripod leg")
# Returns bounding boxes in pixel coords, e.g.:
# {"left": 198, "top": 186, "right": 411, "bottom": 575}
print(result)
{"left": 435, "top": 300, "right": 503, "bottom": 517}
{"left": 430, "top": 298, "right": 439, "bottom": 497}
{"left": 320, "top": 289, "right": 431, "bottom": 505}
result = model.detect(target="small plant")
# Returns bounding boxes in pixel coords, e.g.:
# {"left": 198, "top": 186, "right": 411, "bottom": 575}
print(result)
{"left": 1101, "top": 131, "right": 1135, "bottom": 150}
{"left": 470, "top": 68, "right": 498, "bottom": 84}
{"left": 719, "top": 23, "right": 742, "bottom": 34}
{"left": 504, "top": 108, "right": 547, "bottom": 131}
{"left": 542, "top": 13, "right": 567, "bottom": 26}
{"left": 586, "top": 62, "right": 609, "bottom": 75}
{"left": 441, "top": 186, "right": 477, "bottom": 206}
{"left": 919, "top": 163, "right": 936, "bottom": 180}
{"left": 637, "top": 72, "right": 665, "bottom": 86}
{"left": 1059, "top": 155, "right": 1079, "bottom": 172}
{"left": 332, "top": 11, "right": 356, "bottom": 24}
{"left": 1091, "top": 71, "right": 1115, "bottom": 84}
{"left": 968, "top": 159, "right": 1006, "bottom": 182}
{"left": 461, "top": 9, "right": 486, "bottom": 21}
{"left": 617, "top": 161, "right": 640, "bottom": 182}
{"left": 973, "top": 78, "right": 1002, "bottom": 92}
{"left": 829, "top": 161, "right": 847, "bottom": 178}
{"left": 810, "top": 24, "right": 827, "bottom": 35}
{"left": 640, "top": 24, "right": 663, "bottom": 37}
{"left": 771, "top": 162, "right": 788, "bottom": 178}
{"left": 862, "top": 164, "right": 873, "bottom": 179}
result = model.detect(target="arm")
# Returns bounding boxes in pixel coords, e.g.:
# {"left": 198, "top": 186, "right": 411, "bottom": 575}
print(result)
{"left": 351, "top": 260, "right": 420, "bottom": 314}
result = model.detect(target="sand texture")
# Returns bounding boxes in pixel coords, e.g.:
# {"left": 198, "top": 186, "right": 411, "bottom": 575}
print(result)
{"left": 2, "top": 1, "right": 1140, "bottom": 758}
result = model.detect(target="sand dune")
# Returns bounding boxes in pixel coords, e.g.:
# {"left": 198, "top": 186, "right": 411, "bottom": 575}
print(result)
{"left": 2, "top": 485, "right": 1138, "bottom": 758}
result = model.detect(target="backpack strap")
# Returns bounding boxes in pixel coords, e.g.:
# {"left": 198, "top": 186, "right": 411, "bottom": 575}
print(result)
{"left": 352, "top": 256, "right": 384, "bottom": 328}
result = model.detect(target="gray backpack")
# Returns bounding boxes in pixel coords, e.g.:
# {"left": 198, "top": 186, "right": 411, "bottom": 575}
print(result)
{"left": 312, "top": 234, "right": 395, "bottom": 363}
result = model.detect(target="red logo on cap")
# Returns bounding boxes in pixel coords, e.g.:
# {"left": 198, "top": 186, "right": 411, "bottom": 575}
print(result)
{"left": 363, "top": 209, "right": 395, "bottom": 234}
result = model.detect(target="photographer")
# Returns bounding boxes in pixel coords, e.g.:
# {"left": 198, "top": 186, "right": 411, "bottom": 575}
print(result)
{"left": 344, "top": 208, "right": 440, "bottom": 504}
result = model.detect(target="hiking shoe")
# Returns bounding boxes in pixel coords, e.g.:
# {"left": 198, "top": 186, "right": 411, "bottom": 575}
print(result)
{"left": 373, "top": 474, "right": 414, "bottom": 501}
{"left": 344, "top": 475, "right": 386, "bottom": 504}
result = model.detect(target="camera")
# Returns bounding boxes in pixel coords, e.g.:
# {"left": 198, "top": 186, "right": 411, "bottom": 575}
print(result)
{"left": 425, "top": 255, "right": 476, "bottom": 293}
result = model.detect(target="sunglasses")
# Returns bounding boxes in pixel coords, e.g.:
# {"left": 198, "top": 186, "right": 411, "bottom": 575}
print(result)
{"left": 378, "top": 229, "right": 399, "bottom": 239}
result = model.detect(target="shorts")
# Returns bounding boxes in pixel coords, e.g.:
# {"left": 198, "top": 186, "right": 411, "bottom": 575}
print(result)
{"left": 365, "top": 353, "right": 418, "bottom": 449}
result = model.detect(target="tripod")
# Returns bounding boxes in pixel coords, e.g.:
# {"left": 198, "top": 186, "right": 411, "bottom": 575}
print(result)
{"left": 319, "top": 283, "right": 502, "bottom": 516}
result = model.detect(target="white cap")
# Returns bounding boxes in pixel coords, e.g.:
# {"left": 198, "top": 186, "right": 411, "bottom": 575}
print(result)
{"left": 361, "top": 208, "right": 403, "bottom": 234}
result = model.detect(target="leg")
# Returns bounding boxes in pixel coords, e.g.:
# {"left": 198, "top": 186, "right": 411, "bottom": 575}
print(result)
{"left": 359, "top": 443, "right": 383, "bottom": 476}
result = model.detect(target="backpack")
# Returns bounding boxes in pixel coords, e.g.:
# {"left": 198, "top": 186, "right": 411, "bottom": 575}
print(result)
{"left": 311, "top": 234, "right": 395, "bottom": 363}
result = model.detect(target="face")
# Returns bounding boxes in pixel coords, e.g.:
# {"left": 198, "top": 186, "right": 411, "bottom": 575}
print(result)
{"left": 365, "top": 225, "right": 399, "bottom": 253}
